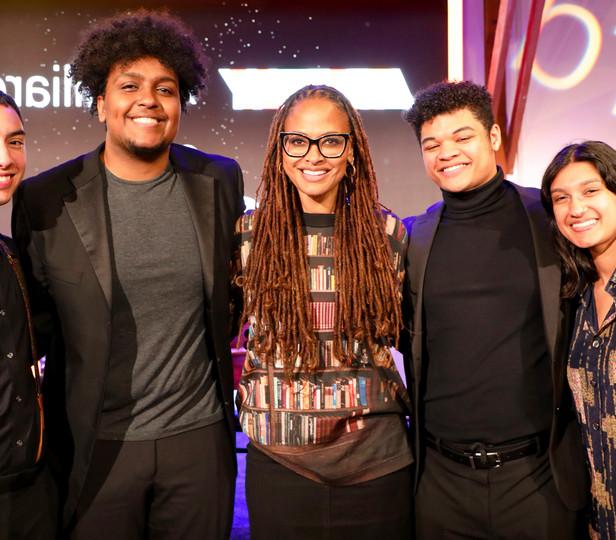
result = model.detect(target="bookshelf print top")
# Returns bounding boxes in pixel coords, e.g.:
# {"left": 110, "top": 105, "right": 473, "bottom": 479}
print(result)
{"left": 235, "top": 210, "right": 413, "bottom": 485}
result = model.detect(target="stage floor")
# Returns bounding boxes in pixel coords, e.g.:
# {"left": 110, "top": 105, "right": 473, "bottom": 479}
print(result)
{"left": 231, "top": 432, "right": 250, "bottom": 540}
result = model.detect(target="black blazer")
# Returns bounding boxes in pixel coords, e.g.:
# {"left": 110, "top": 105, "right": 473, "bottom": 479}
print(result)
{"left": 0, "top": 234, "right": 44, "bottom": 491}
{"left": 403, "top": 180, "right": 588, "bottom": 511}
{"left": 12, "top": 143, "right": 245, "bottom": 526}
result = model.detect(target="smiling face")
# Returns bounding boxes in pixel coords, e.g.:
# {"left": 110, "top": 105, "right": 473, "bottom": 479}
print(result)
{"left": 97, "top": 56, "right": 180, "bottom": 176}
{"left": 420, "top": 107, "right": 501, "bottom": 192}
{"left": 550, "top": 161, "right": 616, "bottom": 259}
{"left": 0, "top": 104, "right": 26, "bottom": 206}
{"left": 282, "top": 96, "right": 353, "bottom": 213}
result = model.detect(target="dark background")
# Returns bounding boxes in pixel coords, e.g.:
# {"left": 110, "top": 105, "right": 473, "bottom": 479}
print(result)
{"left": 0, "top": 0, "right": 447, "bottom": 233}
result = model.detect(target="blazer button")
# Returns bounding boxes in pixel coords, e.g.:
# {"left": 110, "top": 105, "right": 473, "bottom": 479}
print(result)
{"left": 6, "top": 352, "right": 14, "bottom": 359}
{"left": 16, "top": 439, "right": 24, "bottom": 447}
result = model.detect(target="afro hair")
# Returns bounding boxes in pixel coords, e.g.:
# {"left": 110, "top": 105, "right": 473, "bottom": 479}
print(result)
{"left": 70, "top": 8, "right": 209, "bottom": 114}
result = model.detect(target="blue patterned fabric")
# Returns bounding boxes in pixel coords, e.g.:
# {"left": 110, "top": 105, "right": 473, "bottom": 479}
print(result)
{"left": 568, "top": 270, "right": 616, "bottom": 538}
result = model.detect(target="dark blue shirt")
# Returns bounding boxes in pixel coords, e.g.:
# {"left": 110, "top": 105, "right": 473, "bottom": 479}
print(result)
{"left": 568, "top": 269, "right": 616, "bottom": 538}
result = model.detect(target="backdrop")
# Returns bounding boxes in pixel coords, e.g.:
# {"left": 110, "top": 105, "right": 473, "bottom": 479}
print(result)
{"left": 0, "top": 1, "right": 447, "bottom": 234}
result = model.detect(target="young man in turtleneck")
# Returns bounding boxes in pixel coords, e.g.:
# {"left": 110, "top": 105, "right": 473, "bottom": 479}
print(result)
{"left": 402, "top": 81, "right": 587, "bottom": 538}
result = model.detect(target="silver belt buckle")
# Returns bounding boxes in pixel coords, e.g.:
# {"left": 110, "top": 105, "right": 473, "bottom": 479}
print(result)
{"left": 468, "top": 449, "right": 503, "bottom": 469}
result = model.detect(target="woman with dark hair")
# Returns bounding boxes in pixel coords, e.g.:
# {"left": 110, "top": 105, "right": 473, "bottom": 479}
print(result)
{"left": 234, "top": 84, "right": 412, "bottom": 539}
{"left": 541, "top": 140, "right": 616, "bottom": 539}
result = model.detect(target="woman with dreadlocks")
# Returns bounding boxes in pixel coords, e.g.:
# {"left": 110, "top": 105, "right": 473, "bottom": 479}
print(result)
{"left": 234, "top": 85, "right": 413, "bottom": 539}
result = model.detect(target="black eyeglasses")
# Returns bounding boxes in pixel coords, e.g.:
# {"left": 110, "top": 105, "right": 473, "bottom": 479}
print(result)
{"left": 280, "top": 132, "right": 351, "bottom": 158}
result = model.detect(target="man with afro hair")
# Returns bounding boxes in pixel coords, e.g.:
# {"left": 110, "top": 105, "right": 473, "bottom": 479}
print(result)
{"left": 402, "top": 80, "right": 587, "bottom": 538}
{"left": 12, "top": 9, "right": 244, "bottom": 539}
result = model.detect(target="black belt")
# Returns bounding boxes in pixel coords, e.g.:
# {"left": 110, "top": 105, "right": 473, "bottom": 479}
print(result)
{"left": 425, "top": 432, "right": 549, "bottom": 469}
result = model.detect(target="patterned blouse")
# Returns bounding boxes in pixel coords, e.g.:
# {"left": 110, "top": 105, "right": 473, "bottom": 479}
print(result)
{"left": 235, "top": 211, "right": 412, "bottom": 485}
{"left": 567, "top": 270, "right": 616, "bottom": 538}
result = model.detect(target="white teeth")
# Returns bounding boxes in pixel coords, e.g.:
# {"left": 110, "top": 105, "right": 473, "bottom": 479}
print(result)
{"left": 442, "top": 164, "right": 468, "bottom": 173}
{"left": 303, "top": 170, "right": 326, "bottom": 176}
{"left": 132, "top": 117, "right": 158, "bottom": 125}
{"left": 571, "top": 219, "right": 597, "bottom": 231}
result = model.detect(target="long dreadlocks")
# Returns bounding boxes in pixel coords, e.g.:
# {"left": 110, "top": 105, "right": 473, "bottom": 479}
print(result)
{"left": 239, "top": 85, "right": 402, "bottom": 375}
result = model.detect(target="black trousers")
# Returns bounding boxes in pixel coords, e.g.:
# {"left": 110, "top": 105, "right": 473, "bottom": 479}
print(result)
{"left": 0, "top": 465, "right": 57, "bottom": 540}
{"left": 70, "top": 421, "right": 235, "bottom": 540}
{"left": 246, "top": 444, "right": 413, "bottom": 540}
{"left": 415, "top": 446, "right": 582, "bottom": 540}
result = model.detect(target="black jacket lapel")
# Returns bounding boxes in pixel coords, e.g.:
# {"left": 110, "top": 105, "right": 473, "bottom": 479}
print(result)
{"left": 408, "top": 203, "right": 443, "bottom": 389}
{"left": 514, "top": 183, "right": 561, "bottom": 360}
{"left": 63, "top": 146, "right": 113, "bottom": 309}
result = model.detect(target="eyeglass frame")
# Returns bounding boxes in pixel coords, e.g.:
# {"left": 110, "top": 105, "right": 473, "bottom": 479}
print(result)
{"left": 279, "top": 132, "right": 352, "bottom": 159}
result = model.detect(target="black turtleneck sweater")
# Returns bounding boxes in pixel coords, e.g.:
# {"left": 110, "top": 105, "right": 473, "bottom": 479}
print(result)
{"left": 422, "top": 170, "right": 553, "bottom": 443}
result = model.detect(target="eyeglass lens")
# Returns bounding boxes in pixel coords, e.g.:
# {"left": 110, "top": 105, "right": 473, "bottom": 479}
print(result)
{"left": 282, "top": 134, "right": 347, "bottom": 158}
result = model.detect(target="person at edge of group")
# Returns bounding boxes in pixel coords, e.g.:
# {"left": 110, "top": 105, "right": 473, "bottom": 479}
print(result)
{"left": 0, "top": 91, "right": 57, "bottom": 540}
{"left": 541, "top": 140, "right": 616, "bottom": 539}
{"left": 233, "top": 84, "right": 413, "bottom": 540}
{"left": 12, "top": 10, "right": 244, "bottom": 540}
{"left": 401, "top": 80, "right": 588, "bottom": 539}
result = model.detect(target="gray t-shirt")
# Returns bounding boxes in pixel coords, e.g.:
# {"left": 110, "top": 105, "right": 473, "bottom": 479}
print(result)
{"left": 97, "top": 165, "right": 222, "bottom": 441}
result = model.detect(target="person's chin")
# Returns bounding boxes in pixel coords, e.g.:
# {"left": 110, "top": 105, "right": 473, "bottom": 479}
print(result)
{"left": 127, "top": 141, "right": 170, "bottom": 161}
{"left": 438, "top": 180, "right": 469, "bottom": 193}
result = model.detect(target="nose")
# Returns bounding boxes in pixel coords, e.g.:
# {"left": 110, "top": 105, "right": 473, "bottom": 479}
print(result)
{"left": 437, "top": 140, "right": 460, "bottom": 160}
{"left": 137, "top": 86, "right": 159, "bottom": 108}
{"left": 0, "top": 142, "right": 12, "bottom": 169}
{"left": 304, "top": 141, "right": 323, "bottom": 163}
{"left": 570, "top": 197, "right": 587, "bottom": 217}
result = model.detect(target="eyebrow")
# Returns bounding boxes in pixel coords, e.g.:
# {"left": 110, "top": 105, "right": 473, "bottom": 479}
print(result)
{"left": 283, "top": 131, "right": 347, "bottom": 137}
{"left": 6, "top": 129, "right": 26, "bottom": 138}
{"left": 421, "top": 125, "right": 475, "bottom": 145}
{"left": 118, "top": 71, "right": 178, "bottom": 84}
{"left": 550, "top": 178, "right": 601, "bottom": 193}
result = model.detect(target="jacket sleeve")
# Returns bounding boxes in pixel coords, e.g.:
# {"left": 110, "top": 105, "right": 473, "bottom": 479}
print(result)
{"left": 229, "top": 161, "right": 246, "bottom": 342}
{"left": 11, "top": 184, "right": 56, "bottom": 358}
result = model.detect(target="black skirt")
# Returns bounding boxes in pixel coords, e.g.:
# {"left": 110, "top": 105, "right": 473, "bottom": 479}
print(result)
{"left": 246, "top": 443, "right": 413, "bottom": 540}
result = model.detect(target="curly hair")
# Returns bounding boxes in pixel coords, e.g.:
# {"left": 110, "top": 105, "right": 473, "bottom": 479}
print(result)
{"left": 541, "top": 140, "right": 616, "bottom": 298}
{"left": 239, "top": 85, "right": 403, "bottom": 376}
{"left": 404, "top": 80, "right": 495, "bottom": 142}
{"left": 70, "top": 8, "right": 208, "bottom": 114}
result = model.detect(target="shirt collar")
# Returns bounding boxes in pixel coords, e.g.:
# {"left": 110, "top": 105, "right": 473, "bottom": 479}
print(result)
{"left": 579, "top": 268, "right": 616, "bottom": 308}
{"left": 606, "top": 268, "right": 616, "bottom": 299}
